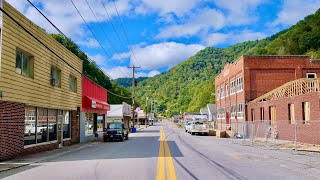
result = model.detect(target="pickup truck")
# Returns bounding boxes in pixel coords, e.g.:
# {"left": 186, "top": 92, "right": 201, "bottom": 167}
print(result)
{"left": 103, "top": 122, "right": 129, "bottom": 142}
{"left": 187, "top": 121, "right": 209, "bottom": 135}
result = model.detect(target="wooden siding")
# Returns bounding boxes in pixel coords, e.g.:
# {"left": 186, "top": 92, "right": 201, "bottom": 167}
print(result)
{"left": 0, "top": 2, "right": 82, "bottom": 110}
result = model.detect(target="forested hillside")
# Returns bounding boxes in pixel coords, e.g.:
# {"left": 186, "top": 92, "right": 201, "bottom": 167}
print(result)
{"left": 115, "top": 77, "right": 148, "bottom": 88}
{"left": 136, "top": 8, "right": 320, "bottom": 116}
{"left": 50, "top": 34, "right": 132, "bottom": 104}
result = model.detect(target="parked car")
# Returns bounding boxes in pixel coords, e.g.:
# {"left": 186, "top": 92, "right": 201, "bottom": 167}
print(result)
{"left": 187, "top": 121, "right": 209, "bottom": 135}
{"left": 103, "top": 122, "right": 129, "bottom": 142}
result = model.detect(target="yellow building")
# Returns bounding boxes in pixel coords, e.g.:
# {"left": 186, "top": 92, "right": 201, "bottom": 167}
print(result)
{"left": 0, "top": 1, "right": 83, "bottom": 160}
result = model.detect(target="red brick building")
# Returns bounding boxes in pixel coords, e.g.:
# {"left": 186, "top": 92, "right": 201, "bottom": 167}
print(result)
{"left": 215, "top": 55, "right": 320, "bottom": 134}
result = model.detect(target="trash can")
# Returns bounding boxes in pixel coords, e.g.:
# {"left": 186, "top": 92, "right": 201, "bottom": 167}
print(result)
{"left": 132, "top": 127, "right": 136, "bottom": 133}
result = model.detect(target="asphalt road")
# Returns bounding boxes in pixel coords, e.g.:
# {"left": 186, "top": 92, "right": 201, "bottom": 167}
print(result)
{"left": 2, "top": 120, "right": 320, "bottom": 180}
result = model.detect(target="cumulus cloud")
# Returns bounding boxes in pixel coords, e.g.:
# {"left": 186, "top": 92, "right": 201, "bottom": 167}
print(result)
{"left": 113, "top": 42, "right": 205, "bottom": 69}
{"left": 77, "top": 38, "right": 100, "bottom": 48}
{"left": 6, "top": 0, "right": 131, "bottom": 38}
{"left": 205, "top": 30, "right": 266, "bottom": 46}
{"left": 88, "top": 53, "right": 108, "bottom": 66}
{"left": 156, "top": 8, "right": 225, "bottom": 39}
{"left": 270, "top": 0, "right": 320, "bottom": 27}
{"left": 103, "top": 67, "right": 160, "bottom": 79}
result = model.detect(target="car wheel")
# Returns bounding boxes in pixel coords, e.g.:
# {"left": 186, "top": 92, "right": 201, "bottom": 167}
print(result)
{"left": 185, "top": 129, "right": 187, "bottom": 132}
{"left": 120, "top": 134, "right": 125, "bottom": 141}
{"left": 191, "top": 132, "right": 194, "bottom": 135}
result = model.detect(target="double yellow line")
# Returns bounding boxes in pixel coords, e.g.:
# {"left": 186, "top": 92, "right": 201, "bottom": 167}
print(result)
{"left": 156, "top": 126, "right": 177, "bottom": 180}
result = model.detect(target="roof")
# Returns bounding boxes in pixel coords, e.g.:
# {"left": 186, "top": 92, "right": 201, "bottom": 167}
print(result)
{"left": 207, "top": 104, "right": 216, "bottom": 114}
{"left": 200, "top": 107, "right": 209, "bottom": 115}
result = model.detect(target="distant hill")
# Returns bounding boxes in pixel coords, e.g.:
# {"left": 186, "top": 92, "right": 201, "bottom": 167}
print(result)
{"left": 136, "top": 8, "right": 320, "bottom": 116}
{"left": 114, "top": 77, "right": 149, "bottom": 88}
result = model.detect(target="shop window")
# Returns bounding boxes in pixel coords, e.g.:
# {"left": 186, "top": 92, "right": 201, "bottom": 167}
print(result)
{"left": 48, "top": 109, "right": 57, "bottom": 141}
{"left": 63, "top": 111, "right": 71, "bottom": 139}
{"left": 230, "top": 81, "right": 235, "bottom": 95}
{"left": 69, "top": 75, "right": 77, "bottom": 92}
{"left": 237, "top": 103, "right": 244, "bottom": 118}
{"left": 24, "top": 107, "right": 36, "bottom": 145}
{"left": 37, "top": 108, "right": 48, "bottom": 143}
{"left": 303, "top": 102, "right": 310, "bottom": 124}
{"left": 288, "top": 104, "right": 295, "bottom": 124}
{"left": 51, "top": 66, "right": 61, "bottom": 87}
{"left": 16, "top": 49, "right": 34, "bottom": 78}
{"left": 236, "top": 77, "right": 243, "bottom": 92}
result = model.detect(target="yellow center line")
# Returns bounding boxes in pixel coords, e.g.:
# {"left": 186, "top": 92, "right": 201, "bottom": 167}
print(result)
{"left": 156, "top": 126, "right": 177, "bottom": 180}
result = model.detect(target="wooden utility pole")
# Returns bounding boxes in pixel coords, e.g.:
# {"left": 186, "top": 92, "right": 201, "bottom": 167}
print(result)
{"left": 128, "top": 65, "right": 140, "bottom": 130}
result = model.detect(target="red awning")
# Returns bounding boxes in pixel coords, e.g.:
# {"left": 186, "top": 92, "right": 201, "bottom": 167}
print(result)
{"left": 83, "top": 96, "right": 110, "bottom": 114}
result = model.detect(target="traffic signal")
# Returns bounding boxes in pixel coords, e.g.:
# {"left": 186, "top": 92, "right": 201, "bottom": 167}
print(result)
{"left": 134, "top": 80, "right": 138, "bottom": 87}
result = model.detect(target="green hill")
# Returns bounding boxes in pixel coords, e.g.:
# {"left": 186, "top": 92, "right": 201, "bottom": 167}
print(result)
{"left": 136, "top": 8, "right": 320, "bottom": 116}
{"left": 115, "top": 77, "right": 148, "bottom": 88}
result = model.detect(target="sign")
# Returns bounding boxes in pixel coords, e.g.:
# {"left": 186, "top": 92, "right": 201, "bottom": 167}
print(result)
{"left": 38, "top": 116, "right": 57, "bottom": 121}
{"left": 92, "top": 101, "right": 97, "bottom": 108}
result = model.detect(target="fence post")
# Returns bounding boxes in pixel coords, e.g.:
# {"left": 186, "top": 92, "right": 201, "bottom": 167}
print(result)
{"left": 294, "top": 120, "right": 297, "bottom": 151}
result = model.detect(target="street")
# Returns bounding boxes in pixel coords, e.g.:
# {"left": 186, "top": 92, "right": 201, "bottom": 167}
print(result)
{"left": 1, "top": 120, "right": 320, "bottom": 180}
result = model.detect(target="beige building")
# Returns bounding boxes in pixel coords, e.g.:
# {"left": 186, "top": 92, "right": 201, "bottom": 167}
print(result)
{"left": 0, "top": 1, "right": 82, "bottom": 160}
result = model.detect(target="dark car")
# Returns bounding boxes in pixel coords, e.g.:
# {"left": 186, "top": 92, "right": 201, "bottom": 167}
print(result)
{"left": 103, "top": 122, "right": 129, "bottom": 142}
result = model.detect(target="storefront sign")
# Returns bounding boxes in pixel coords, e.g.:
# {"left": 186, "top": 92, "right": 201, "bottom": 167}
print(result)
{"left": 38, "top": 116, "right": 57, "bottom": 121}
{"left": 92, "top": 101, "right": 97, "bottom": 108}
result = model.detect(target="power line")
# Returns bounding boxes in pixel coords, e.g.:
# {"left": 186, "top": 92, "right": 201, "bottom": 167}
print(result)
{"left": 26, "top": 0, "right": 113, "bottom": 80}
{"left": 111, "top": 0, "right": 143, "bottom": 67}
{"left": 0, "top": 6, "right": 131, "bottom": 99}
{"left": 84, "top": 0, "right": 125, "bottom": 58}
{"left": 100, "top": 0, "right": 140, "bottom": 67}
{"left": 70, "top": 0, "right": 129, "bottom": 79}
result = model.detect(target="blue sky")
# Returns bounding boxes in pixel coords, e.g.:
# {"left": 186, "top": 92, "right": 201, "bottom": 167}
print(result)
{"left": 7, "top": 0, "right": 320, "bottom": 79}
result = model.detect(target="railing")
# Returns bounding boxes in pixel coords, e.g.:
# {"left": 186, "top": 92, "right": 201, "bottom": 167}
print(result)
{"left": 251, "top": 78, "right": 320, "bottom": 103}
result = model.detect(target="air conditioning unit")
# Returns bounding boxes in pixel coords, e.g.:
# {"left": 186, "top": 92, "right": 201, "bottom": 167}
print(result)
{"left": 51, "top": 78, "right": 59, "bottom": 86}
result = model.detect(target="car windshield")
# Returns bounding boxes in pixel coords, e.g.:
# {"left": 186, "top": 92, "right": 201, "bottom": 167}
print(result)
{"left": 108, "top": 123, "right": 123, "bottom": 129}
{"left": 195, "top": 122, "right": 204, "bottom": 125}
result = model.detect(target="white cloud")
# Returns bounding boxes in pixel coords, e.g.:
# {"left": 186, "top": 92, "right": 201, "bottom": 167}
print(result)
{"left": 136, "top": 0, "right": 199, "bottom": 17}
{"left": 156, "top": 8, "right": 225, "bottom": 39}
{"left": 6, "top": 0, "right": 131, "bottom": 39}
{"left": 213, "top": 0, "right": 264, "bottom": 25}
{"left": 205, "top": 30, "right": 266, "bottom": 46}
{"left": 112, "top": 52, "right": 131, "bottom": 60}
{"left": 77, "top": 38, "right": 100, "bottom": 48}
{"left": 103, "top": 67, "right": 160, "bottom": 79}
{"left": 271, "top": 0, "right": 320, "bottom": 27}
{"left": 88, "top": 54, "right": 107, "bottom": 66}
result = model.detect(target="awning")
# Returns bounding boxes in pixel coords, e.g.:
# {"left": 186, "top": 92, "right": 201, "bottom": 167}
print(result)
{"left": 83, "top": 96, "right": 110, "bottom": 114}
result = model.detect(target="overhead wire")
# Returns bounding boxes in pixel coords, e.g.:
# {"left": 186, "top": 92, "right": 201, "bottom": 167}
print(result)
{"left": 26, "top": 0, "right": 113, "bottom": 80}
{"left": 111, "top": 0, "right": 143, "bottom": 67}
{"left": 100, "top": 0, "right": 140, "bottom": 67}
{"left": 12, "top": 2, "right": 131, "bottom": 99}
{"left": 70, "top": 0, "right": 129, "bottom": 78}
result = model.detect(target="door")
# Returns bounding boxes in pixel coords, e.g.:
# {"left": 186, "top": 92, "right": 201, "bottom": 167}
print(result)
{"left": 269, "top": 106, "right": 276, "bottom": 125}
{"left": 57, "top": 110, "right": 63, "bottom": 148}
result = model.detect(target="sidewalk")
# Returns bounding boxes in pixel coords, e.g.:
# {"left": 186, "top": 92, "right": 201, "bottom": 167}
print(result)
{"left": 0, "top": 140, "right": 98, "bottom": 173}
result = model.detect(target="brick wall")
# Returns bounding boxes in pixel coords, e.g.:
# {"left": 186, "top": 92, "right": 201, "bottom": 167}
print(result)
{"left": 247, "top": 92, "right": 320, "bottom": 144}
{"left": 0, "top": 101, "right": 25, "bottom": 161}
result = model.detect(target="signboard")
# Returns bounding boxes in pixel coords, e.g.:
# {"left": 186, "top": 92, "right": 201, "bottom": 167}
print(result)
{"left": 92, "top": 101, "right": 97, "bottom": 108}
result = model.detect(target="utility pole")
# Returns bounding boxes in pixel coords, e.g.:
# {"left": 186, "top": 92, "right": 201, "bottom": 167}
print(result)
{"left": 128, "top": 65, "right": 140, "bottom": 130}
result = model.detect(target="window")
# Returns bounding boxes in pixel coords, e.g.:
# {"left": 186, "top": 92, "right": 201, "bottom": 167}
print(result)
{"left": 230, "top": 105, "right": 236, "bottom": 119}
{"left": 48, "top": 109, "right": 58, "bottom": 141}
{"left": 303, "top": 102, "right": 310, "bottom": 124}
{"left": 85, "top": 113, "right": 94, "bottom": 136}
{"left": 24, "top": 107, "right": 36, "bottom": 145}
{"left": 69, "top": 75, "right": 77, "bottom": 92}
{"left": 225, "top": 83, "right": 229, "bottom": 97}
{"left": 217, "top": 108, "right": 221, "bottom": 119}
{"left": 230, "top": 81, "right": 235, "bottom": 95}
{"left": 307, "top": 73, "right": 317, "bottom": 78}
{"left": 260, "top": 107, "right": 264, "bottom": 120}
{"left": 288, "top": 104, "right": 295, "bottom": 124}
{"left": 221, "top": 108, "right": 225, "bottom": 119}
{"left": 237, "top": 103, "right": 244, "bottom": 118}
{"left": 221, "top": 87, "right": 225, "bottom": 99}
{"left": 37, "top": 108, "right": 48, "bottom": 143}
{"left": 51, "top": 66, "right": 61, "bottom": 87}
{"left": 216, "top": 89, "right": 220, "bottom": 100}
{"left": 236, "top": 77, "right": 243, "bottom": 92}
{"left": 16, "top": 49, "right": 34, "bottom": 78}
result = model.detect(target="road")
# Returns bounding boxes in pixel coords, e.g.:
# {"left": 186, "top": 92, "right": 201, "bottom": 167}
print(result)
{"left": 1, "top": 120, "right": 320, "bottom": 180}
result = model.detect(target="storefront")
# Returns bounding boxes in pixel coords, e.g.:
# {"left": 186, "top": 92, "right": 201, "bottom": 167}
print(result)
{"left": 80, "top": 77, "right": 110, "bottom": 142}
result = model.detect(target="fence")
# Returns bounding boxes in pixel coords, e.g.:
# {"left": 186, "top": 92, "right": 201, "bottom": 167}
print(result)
{"left": 230, "top": 119, "right": 320, "bottom": 151}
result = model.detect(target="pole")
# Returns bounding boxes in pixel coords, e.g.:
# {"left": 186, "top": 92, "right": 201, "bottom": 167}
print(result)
{"left": 145, "top": 96, "right": 148, "bottom": 127}
{"left": 128, "top": 65, "right": 140, "bottom": 130}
